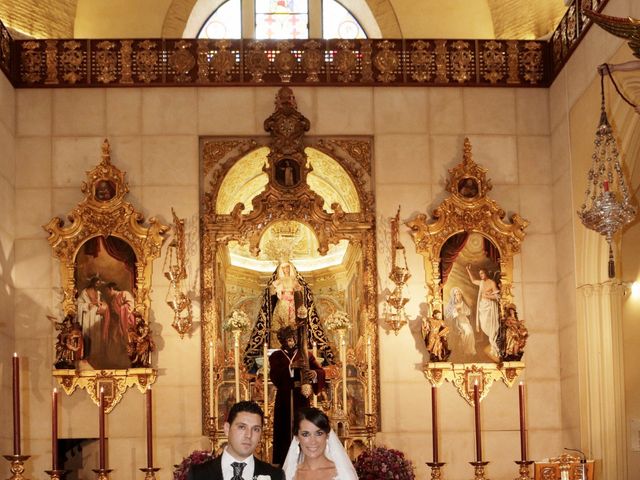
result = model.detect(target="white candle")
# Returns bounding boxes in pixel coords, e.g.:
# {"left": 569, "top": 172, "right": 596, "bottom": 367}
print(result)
{"left": 234, "top": 331, "right": 241, "bottom": 402}
{"left": 312, "top": 341, "right": 318, "bottom": 408}
{"left": 367, "top": 336, "right": 373, "bottom": 415}
{"left": 263, "top": 342, "right": 269, "bottom": 415}
{"left": 341, "top": 336, "right": 347, "bottom": 413}
{"left": 208, "top": 341, "right": 214, "bottom": 417}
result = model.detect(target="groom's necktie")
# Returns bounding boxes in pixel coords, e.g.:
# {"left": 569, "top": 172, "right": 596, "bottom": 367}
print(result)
{"left": 230, "top": 462, "right": 246, "bottom": 480}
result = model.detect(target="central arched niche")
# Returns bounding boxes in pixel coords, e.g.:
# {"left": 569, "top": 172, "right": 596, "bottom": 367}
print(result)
{"left": 199, "top": 87, "right": 377, "bottom": 455}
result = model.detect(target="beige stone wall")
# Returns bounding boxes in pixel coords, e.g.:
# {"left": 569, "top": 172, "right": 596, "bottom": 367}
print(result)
{"left": 0, "top": 70, "right": 15, "bottom": 455}
{"left": 7, "top": 83, "right": 562, "bottom": 480}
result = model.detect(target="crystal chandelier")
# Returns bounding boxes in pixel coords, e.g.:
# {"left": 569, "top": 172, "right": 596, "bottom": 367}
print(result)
{"left": 577, "top": 65, "right": 636, "bottom": 278}
{"left": 164, "top": 209, "right": 193, "bottom": 337}
{"left": 385, "top": 206, "right": 411, "bottom": 334}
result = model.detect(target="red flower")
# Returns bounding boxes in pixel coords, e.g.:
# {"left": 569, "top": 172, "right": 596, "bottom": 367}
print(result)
{"left": 355, "top": 446, "right": 415, "bottom": 480}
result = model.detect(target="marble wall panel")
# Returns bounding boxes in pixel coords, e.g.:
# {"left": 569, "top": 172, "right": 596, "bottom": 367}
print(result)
{"left": 463, "top": 88, "right": 516, "bottom": 135}
{"left": 516, "top": 89, "right": 550, "bottom": 135}
{"left": 142, "top": 88, "right": 197, "bottom": 135}
{"left": 53, "top": 89, "right": 106, "bottom": 136}
{"left": 16, "top": 89, "right": 52, "bottom": 136}
{"left": 15, "top": 137, "right": 52, "bottom": 188}
{"left": 373, "top": 88, "right": 428, "bottom": 134}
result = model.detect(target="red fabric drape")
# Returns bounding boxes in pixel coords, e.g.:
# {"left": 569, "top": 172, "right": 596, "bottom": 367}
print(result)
{"left": 81, "top": 236, "right": 136, "bottom": 289}
{"left": 439, "top": 232, "right": 469, "bottom": 285}
{"left": 483, "top": 237, "right": 500, "bottom": 265}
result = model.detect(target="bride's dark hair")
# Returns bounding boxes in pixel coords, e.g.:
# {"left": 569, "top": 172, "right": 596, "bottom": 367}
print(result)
{"left": 293, "top": 407, "right": 331, "bottom": 435}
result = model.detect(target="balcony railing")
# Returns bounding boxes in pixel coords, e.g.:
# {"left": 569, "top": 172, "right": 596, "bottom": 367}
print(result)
{"left": 0, "top": 0, "right": 609, "bottom": 89}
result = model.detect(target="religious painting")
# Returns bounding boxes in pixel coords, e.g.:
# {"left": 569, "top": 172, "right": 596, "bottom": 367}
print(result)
{"left": 346, "top": 379, "right": 365, "bottom": 427}
{"left": 75, "top": 235, "right": 137, "bottom": 370}
{"left": 440, "top": 232, "right": 501, "bottom": 363}
{"left": 407, "top": 137, "right": 529, "bottom": 404}
{"left": 44, "top": 139, "right": 168, "bottom": 410}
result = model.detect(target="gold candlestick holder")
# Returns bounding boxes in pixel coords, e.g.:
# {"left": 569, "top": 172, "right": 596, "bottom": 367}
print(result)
{"left": 365, "top": 414, "right": 376, "bottom": 449}
{"left": 207, "top": 415, "right": 218, "bottom": 452}
{"left": 140, "top": 467, "right": 160, "bottom": 480}
{"left": 92, "top": 468, "right": 112, "bottom": 480}
{"left": 3, "top": 454, "right": 30, "bottom": 480}
{"left": 469, "top": 461, "right": 489, "bottom": 480}
{"left": 426, "top": 461, "right": 445, "bottom": 480}
{"left": 45, "top": 469, "right": 68, "bottom": 480}
{"left": 514, "top": 460, "right": 533, "bottom": 480}
{"left": 260, "top": 415, "right": 272, "bottom": 459}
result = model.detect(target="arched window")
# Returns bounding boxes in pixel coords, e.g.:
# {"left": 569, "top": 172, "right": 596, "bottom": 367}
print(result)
{"left": 193, "top": 0, "right": 374, "bottom": 39}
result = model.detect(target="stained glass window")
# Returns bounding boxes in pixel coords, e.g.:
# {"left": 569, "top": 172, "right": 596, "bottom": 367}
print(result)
{"left": 197, "top": 0, "right": 242, "bottom": 39}
{"left": 255, "top": 0, "right": 309, "bottom": 39}
{"left": 195, "top": 0, "right": 367, "bottom": 40}
{"left": 323, "top": 0, "right": 367, "bottom": 39}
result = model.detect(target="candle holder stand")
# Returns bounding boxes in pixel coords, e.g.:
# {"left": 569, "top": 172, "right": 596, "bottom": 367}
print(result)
{"left": 45, "top": 469, "right": 68, "bottom": 480}
{"left": 139, "top": 467, "right": 160, "bottom": 480}
{"left": 365, "top": 414, "right": 376, "bottom": 449}
{"left": 426, "top": 461, "right": 445, "bottom": 480}
{"left": 469, "top": 461, "right": 489, "bottom": 480}
{"left": 513, "top": 460, "right": 533, "bottom": 480}
{"left": 260, "top": 415, "right": 272, "bottom": 459}
{"left": 3, "top": 454, "right": 30, "bottom": 480}
{"left": 92, "top": 468, "right": 112, "bottom": 480}
{"left": 207, "top": 415, "right": 218, "bottom": 452}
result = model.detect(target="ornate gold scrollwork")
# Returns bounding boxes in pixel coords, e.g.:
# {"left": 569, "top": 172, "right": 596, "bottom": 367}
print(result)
{"left": 246, "top": 41, "right": 269, "bottom": 83}
{"left": 522, "top": 42, "right": 543, "bottom": 84}
{"left": 43, "top": 139, "right": 169, "bottom": 410}
{"left": 482, "top": 40, "right": 504, "bottom": 84}
{"left": 274, "top": 40, "right": 296, "bottom": 83}
{"left": 451, "top": 40, "right": 472, "bottom": 84}
{"left": 410, "top": 40, "right": 432, "bottom": 82}
{"left": 333, "top": 40, "right": 356, "bottom": 82}
{"left": 374, "top": 40, "right": 399, "bottom": 83}
{"left": 135, "top": 40, "right": 159, "bottom": 84}
{"left": 302, "top": 40, "right": 323, "bottom": 82}
{"left": 211, "top": 40, "right": 236, "bottom": 82}
{"left": 407, "top": 138, "right": 528, "bottom": 404}
{"left": 95, "top": 41, "right": 117, "bottom": 84}
{"left": 169, "top": 40, "right": 196, "bottom": 83}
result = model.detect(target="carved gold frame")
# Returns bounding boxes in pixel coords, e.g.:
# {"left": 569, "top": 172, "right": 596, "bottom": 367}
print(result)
{"left": 407, "top": 138, "right": 528, "bottom": 404}
{"left": 200, "top": 88, "right": 379, "bottom": 450}
{"left": 44, "top": 139, "right": 169, "bottom": 411}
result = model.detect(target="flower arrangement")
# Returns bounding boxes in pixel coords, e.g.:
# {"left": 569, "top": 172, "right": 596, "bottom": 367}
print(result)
{"left": 173, "top": 450, "right": 215, "bottom": 480}
{"left": 355, "top": 446, "right": 415, "bottom": 480}
{"left": 223, "top": 309, "right": 250, "bottom": 331}
{"left": 325, "top": 310, "right": 351, "bottom": 331}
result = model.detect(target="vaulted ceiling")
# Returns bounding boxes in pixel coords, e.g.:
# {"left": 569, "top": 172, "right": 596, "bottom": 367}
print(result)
{"left": 1, "top": 0, "right": 568, "bottom": 40}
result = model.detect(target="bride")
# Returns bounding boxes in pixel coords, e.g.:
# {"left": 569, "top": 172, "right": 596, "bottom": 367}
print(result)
{"left": 283, "top": 407, "right": 358, "bottom": 480}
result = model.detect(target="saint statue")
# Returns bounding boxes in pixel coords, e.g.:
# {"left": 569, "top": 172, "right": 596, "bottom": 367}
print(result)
{"left": 242, "top": 261, "right": 335, "bottom": 370}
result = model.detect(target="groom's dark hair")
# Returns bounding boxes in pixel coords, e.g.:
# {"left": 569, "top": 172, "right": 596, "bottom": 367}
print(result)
{"left": 227, "top": 400, "right": 264, "bottom": 425}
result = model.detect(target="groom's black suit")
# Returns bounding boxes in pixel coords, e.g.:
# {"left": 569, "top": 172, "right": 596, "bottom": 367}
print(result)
{"left": 187, "top": 455, "right": 285, "bottom": 480}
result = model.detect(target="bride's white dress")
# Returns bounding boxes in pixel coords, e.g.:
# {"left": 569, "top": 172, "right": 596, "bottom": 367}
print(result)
{"left": 282, "top": 431, "right": 358, "bottom": 480}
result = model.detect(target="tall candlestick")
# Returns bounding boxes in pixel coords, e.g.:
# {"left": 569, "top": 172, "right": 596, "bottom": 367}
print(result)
{"left": 52, "top": 388, "right": 59, "bottom": 470}
{"left": 341, "top": 336, "right": 347, "bottom": 413}
{"left": 366, "top": 336, "right": 373, "bottom": 415}
{"left": 99, "top": 387, "right": 106, "bottom": 470}
{"left": 518, "top": 382, "right": 528, "bottom": 461}
{"left": 208, "top": 341, "right": 214, "bottom": 417}
{"left": 12, "top": 353, "right": 21, "bottom": 456}
{"left": 473, "top": 382, "right": 482, "bottom": 462}
{"left": 146, "top": 386, "right": 153, "bottom": 468}
{"left": 431, "top": 385, "right": 439, "bottom": 463}
{"left": 312, "top": 342, "right": 318, "bottom": 408}
{"left": 233, "top": 330, "right": 241, "bottom": 402}
{"left": 263, "top": 342, "right": 269, "bottom": 415}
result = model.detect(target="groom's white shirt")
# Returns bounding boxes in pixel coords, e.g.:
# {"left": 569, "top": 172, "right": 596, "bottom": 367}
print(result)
{"left": 221, "top": 448, "right": 255, "bottom": 480}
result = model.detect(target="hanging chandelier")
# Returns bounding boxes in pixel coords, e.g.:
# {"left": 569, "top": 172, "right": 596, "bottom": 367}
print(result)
{"left": 577, "top": 65, "right": 636, "bottom": 278}
{"left": 385, "top": 206, "right": 411, "bottom": 334}
{"left": 163, "top": 208, "right": 193, "bottom": 337}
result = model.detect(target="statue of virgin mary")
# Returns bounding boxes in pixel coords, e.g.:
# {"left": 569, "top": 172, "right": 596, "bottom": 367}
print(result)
{"left": 242, "top": 261, "right": 335, "bottom": 370}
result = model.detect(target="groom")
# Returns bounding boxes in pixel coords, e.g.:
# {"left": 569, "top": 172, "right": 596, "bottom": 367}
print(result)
{"left": 188, "top": 401, "right": 284, "bottom": 480}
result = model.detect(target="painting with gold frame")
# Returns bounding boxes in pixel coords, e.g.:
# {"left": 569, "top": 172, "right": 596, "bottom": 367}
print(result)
{"left": 407, "top": 138, "right": 529, "bottom": 404}
{"left": 200, "top": 87, "right": 378, "bottom": 455}
{"left": 43, "top": 140, "right": 169, "bottom": 411}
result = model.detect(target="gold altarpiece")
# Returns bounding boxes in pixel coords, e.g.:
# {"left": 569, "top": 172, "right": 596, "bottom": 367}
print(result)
{"left": 44, "top": 140, "right": 169, "bottom": 411}
{"left": 407, "top": 138, "right": 529, "bottom": 404}
{"left": 200, "top": 87, "right": 378, "bottom": 455}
